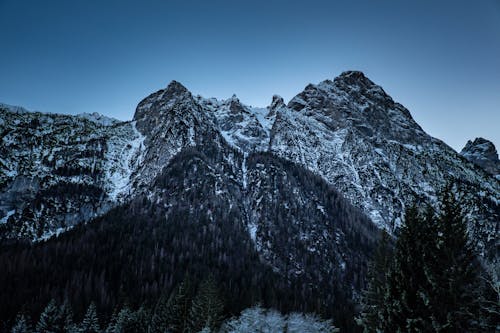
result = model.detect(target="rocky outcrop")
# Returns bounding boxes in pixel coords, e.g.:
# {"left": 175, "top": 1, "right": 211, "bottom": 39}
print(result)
{"left": 461, "top": 137, "right": 500, "bottom": 179}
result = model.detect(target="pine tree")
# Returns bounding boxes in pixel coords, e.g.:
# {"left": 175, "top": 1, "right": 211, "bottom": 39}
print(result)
{"left": 104, "top": 309, "right": 119, "bottom": 333}
{"left": 37, "top": 299, "right": 63, "bottom": 333}
{"left": 188, "top": 275, "right": 224, "bottom": 333}
{"left": 58, "top": 301, "right": 76, "bottom": 333}
{"left": 113, "top": 306, "right": 135, "bottom": 333}
{"left": 425, "top": 187, "right": 484, "bottom": 332}
{"left": 378, "top": 186, "right": 491, "bottom": 333}
{"left": 379, "top": 205, "right": 435, "bottom": 332}
{"left": 357, "top": 230, "right": 392, "bottom": 332}
{"left": 149, "top": 293, "right": 170, "bottom": 333}
{"left": 164, "top": 275, "right": 194, "bottom": 333}
{"left": 78, "top": 303, "right": 100, "bottom": 333}
{"left": 130, "top": 306, "right": 149, "bottom": 333}
{"left": 11, "top": 314, "right": 32, "bottom": 333}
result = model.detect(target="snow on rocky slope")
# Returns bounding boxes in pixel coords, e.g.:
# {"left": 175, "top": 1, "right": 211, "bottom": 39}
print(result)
{"left": 0, "top": 104, "right": 143, "bottom": 240}
{"left": 0, "top": 73, "right": 498, "bottom": 266}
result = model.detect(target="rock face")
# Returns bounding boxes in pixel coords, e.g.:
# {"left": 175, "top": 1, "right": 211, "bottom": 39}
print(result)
{"left": 0, "top": 104, "right": 143, "bottom": 240}
{"left": 0, "top": 73, "right": 498, "bottom": 265}
{"left": 461, "top": 137, "right": 500, "bottom": 179}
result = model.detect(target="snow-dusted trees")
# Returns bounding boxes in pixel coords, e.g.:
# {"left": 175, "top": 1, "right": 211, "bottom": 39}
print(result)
{"left": 78, "top": 303, "right": 100, "bottom": 333}
{"left": 11, "top": 314, "right": 32, "bottom": 333}
{"left": 105, "top": 306, "right": 148, "bottom": 333}
{"left": 36, "top": 299, "right": 75, "bottom": 333}
{"left": 221, "top": 306, "right": 338, "bottom": 333}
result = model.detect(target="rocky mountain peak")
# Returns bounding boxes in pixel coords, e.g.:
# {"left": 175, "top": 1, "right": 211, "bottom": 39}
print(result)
{"left": 165, "top": 80, "right": 190, "bottom": 95}
{"left": 228, "top": 95, "right": 249, "bottom": 115}
{"left": 461, "top": 137, "right": 500, "bottom": 178}
{"left": 267, "top": 95, "right": 285, "bottom": 118}
{"left": 333, "top": 71, "right": 388, "bottom": 99}
{"left": 133, "top": 80, "right": 196, "bottom": 135}
{"left": 336, "top": 70, "right": 374, "bottom": 85}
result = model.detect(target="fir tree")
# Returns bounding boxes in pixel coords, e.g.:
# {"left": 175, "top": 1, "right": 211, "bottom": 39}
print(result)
{"left": 188, "top": 275, "right": 224, "bottom": 333}
{"left": 58, "top": 301, "right": 76, "bottom": 333}
{"left": 425, "top": 187, "right": 484, "bottom": 332}
{"left": 11, "top": 314, "right": 32, "bottom": 333}
{"left": 104, "top": 309, "right": 119, "bottom": 333}
{"left": 379, "top": 205, "right": 435, "bottom": 332}
{"left": 165, "top": 275, "right": 194, "bottom": 333}
{"left": 357, "top": 230, "right": 392, "bottom": 332}
{"left": 378, "top": 186, "right": 492, "bottom": 332}
{"left": 113, "top": 306, "right": 135, "bottom": 333}
{"left": 149, "top": 293, "right": 170, "bottom": 333}
{"left": 78, "top": 303, "right": 100, "bottom": 333}
{"left": 37, "top": 299, "right": 63, "bottom": 333}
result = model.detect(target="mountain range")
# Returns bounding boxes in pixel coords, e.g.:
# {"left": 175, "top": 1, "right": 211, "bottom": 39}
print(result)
{"left": 0, "top": 71, "right": 498, "bottom": 330}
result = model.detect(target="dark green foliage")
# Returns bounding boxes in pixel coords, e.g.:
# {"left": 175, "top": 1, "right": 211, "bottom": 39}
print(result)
{"left": 426, "top": 188, "right": 490, "bottom": 332}
{"left": 357, "top": 230, "right": 392, "bottom": 332}
{"left": 36, "top": 300, "right": 68, "bottom": 333}
{"left": 164, "top": 275, "right": 193, "bottom": 333}
{"left": 78, "top": 303, "right": 100, "bottom": 333}
{"left": 148, "top": 293, "right": 169, "bottom": 333}
{"left": 11, "top": 315, "right": 31, "bottom": 333}
{"left": 381, "top": 205, "right": 436, "bottom": 332}
{"left": 188, "top": 275, "right": 224, "bottom": 332}
{"left": 106, "top": 306, "right": 148, "bottom": 333}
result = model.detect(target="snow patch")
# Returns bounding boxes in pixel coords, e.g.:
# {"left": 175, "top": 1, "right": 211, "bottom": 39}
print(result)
{"left": 105, "top": 121, "right": 145, "bottom": 201}
{"left": 0, "top": 210, "right": 15, "bottom": 224}
{"left": 77, "top": 112, "right": 120, "bottom": 126}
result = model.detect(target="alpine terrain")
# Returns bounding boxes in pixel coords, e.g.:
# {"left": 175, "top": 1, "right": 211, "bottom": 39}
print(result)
{"left": 0, "top": 71, "right": 498, "bottom": 332}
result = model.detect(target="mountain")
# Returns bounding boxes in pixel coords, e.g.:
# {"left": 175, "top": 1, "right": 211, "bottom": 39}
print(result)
{"left": 461, "top": 137, "right": 500, "bottom": 180}
{"left": 0, "top": 103, "right": 143, "bottom": 240}
{"left": 0, "top": 72, "right": 498, "bottom": 329}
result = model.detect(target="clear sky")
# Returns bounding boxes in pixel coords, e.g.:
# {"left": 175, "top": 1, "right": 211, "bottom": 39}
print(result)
{"left": 1, "top": 0, "right": 499, "bottom": 152}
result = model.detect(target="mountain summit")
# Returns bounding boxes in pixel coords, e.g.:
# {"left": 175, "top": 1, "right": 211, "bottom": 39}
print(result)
{"left": 461, "top": 137, "right": 500, "bottom": 179}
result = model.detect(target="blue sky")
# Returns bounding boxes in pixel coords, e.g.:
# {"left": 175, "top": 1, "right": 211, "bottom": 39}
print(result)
{"left": 1, "top": 0, "right": 499, "bottom": 151}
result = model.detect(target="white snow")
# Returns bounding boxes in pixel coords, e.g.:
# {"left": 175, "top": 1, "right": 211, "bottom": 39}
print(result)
{"left": 0, "top": 210, "right": 15, "bottom": 224}
{"left": 251, "top": 106, "right": 274, "bottom": 136}
{"left": 105, "top": 121, "right": 145, "bottom": 201}
{"left": 248, "top": 222, "right": 257, "bottom": 242}
{"left": 77, "top": 112, "right": 120, "bottom": 126}
{"left": 242, "top": 153, "right": 248, "bottom": 188}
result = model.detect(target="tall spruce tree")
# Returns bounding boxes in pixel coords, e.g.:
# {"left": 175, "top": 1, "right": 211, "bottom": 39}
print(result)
{"left": 377, "top": 186, "right": 492, "bottom": 332}
{"left": 11, "top": 314, "right": 32, "bottom": 333}
{"left": 164, "top": 275, "right": 194, "bottom": 333}
{"left": 379, "top": 205, "right": 436, "bottom": 333}
{"left": 58, "top": 301, "right": 76, "bottom": 333}
{"left": 425, "top": 187, "right": 484, "bottom": 332}
{"left": 37, "top": 299, "right": 63, "bottom": 333}
{"left": 188, "top": 275, "right": 224, "bottom": 332}
{"left": 78, "top": 303, "right": 100, "bottom": 333}
{"left": 357, "top": 230, "right": 392, "bottom": 332}
{"left": 149, "top": 293, "right": 170, "bottom": 333}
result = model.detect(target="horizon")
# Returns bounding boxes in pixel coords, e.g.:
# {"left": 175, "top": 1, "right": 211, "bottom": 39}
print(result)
{"left": 1, "top": 0, "right": 499, "bottom": 151}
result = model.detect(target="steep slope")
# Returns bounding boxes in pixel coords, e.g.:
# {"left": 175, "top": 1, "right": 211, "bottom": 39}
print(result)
{"left": 267, "top": 72, "right": 499, "bottom": 262}
{"left": 0, "top": 141, "right": 377, "bottom": 331}
{"left": 461, "top": 137, "right": 500, "bottom": 180}
{"left": 0, "top": 104, "right": 144, "bottom": 240}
